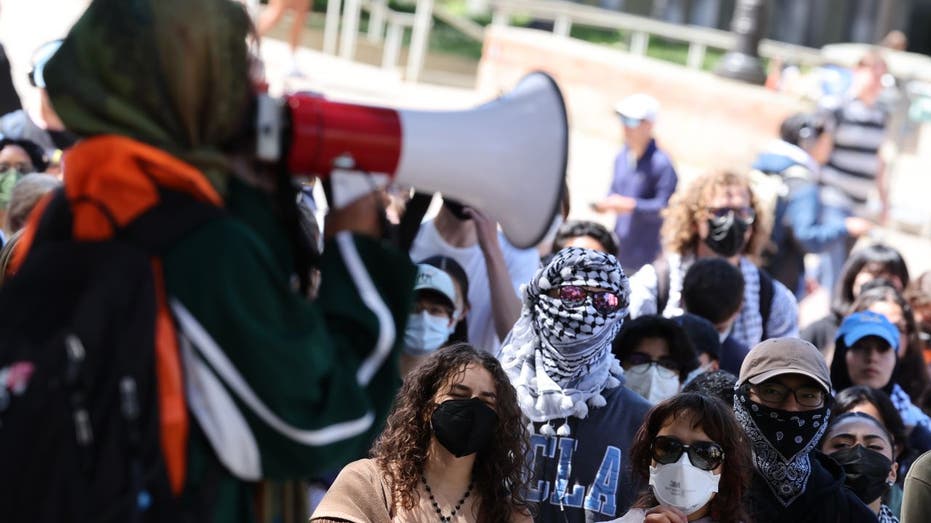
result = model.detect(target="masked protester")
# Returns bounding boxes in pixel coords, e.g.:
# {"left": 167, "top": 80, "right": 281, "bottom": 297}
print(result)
{"left": 609, "top": 393, "right": 751, "bottom": 523}
{"left": 409, "top": 195, "right": 539, "bottom": 354}
{"left": 822, "top": 412, "right": 900, "bottom": 522}
{"left": 611, "top": 315, "right": 699, "bottom": 404}
{"left": 499, "top": 247, "right": 652, "bottom": 521}
{"left": 628, "top": 170, "right": 799, "bottom": 349}
{"left": 0, "top": 138, "right": 47, "bottom": 243}
{"left": 400, "top": 264, "right": 466, "bottom": 376}
{"left": 735, "top": 338, "right": 877, "bottom": 522}
{"left": 311, "top": 344, "right": 532, "bottom": 522}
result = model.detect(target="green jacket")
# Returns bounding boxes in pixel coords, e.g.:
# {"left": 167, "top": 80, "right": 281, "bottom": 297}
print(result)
{"left": 164, "top": 180, "right": 415, "bottom": 522}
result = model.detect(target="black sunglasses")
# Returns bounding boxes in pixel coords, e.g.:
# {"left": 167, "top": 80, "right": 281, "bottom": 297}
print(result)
{"left": 651, "top": 435, "right": 724, "bottom": 471}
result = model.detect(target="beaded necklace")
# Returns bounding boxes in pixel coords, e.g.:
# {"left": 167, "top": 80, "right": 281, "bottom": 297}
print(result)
{"left": 421, "top": 475, "right": 474, "bottom": 523}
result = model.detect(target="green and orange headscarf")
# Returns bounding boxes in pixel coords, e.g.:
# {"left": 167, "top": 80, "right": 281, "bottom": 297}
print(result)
{"left": 42, "top": 0, "right": 254, "bottom": 193}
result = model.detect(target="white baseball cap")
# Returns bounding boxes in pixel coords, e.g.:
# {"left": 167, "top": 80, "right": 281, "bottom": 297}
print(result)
{"left": 414, "top": 264, "right": 458, "bottom": 314}
{"left": 614, "top": 93, "right": 660, "bottom": 123}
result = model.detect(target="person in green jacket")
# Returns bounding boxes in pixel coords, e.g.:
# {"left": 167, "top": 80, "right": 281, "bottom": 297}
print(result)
{"left": 40, "top": 0, "right": 416, "bottom": 521}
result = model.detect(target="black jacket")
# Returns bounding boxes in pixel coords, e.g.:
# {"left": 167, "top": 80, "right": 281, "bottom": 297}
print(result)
{"left": 746, "top": 451, "right": 878, "bottom": 523}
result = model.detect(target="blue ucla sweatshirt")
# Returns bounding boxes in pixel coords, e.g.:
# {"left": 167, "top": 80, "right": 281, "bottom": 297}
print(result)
{"left": 527, "top": 386, "right": 652, "bottom": 522}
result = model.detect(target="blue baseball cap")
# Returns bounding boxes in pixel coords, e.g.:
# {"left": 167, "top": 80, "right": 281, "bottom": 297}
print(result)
{"left": 836, "top": 311, "right": 900, "bottom": 352}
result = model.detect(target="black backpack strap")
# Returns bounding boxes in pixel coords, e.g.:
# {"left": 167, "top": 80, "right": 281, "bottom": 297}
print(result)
{"left": 119, "top": 189, "right": 224, "bottom": 254}
{"left": 654, "top": 256, "right": 670, "bottom": 314}
{"left": 758, "top": 267, "right": 775, "bottom": 339}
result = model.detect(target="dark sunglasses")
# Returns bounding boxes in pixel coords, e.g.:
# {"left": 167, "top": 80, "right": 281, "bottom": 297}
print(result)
{"left": 706, "top": 206, "right": 756, "bottom": 225}
{"left": 651, "top": 435, "right": 725, "bottom": 471}
{"left": 549, "top": 285, "right": 622, "bottom": 314}
{"left": 623, "top": 352, "right": 680, "bottom": 376}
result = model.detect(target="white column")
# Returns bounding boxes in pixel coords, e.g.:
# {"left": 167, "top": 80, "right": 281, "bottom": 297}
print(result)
{"left": 323, "top": 0, "right": 343, "bottom": 55}
{"left": 406, "top": 0, "right": 435, "bottom": 83}
{"left": 339, "top": 0, "right": 362, "bottom": 60}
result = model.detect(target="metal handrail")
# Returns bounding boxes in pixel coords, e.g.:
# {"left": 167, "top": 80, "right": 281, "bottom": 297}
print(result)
{"left": 489, "top": 0, "right": 823, "bottom": 69}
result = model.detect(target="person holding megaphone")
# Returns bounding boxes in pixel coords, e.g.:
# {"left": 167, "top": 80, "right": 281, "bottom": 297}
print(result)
{"left": 0, "top": 1, "right": 415, "bottom": 521}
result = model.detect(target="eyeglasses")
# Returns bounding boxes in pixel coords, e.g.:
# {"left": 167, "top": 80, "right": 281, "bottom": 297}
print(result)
{"left": 549, "top": 285, "right": 622, "bottom": 314}
{"left": 623, "top": 352, "right": 680, "bottom": 377}
{"left": 0, "top": 163, "right": 31, "bottom": 175}
{"left": 620, "top": 116, "right": 643, "bottom": 128}
{"left": 706, "top": 206, "right": 756, "bottom": 225}
{"left": 651, "top": 435, "right": 725, "bottom": 471}
{"left": 750, "top": 382, "right": 826, "bottom": 408}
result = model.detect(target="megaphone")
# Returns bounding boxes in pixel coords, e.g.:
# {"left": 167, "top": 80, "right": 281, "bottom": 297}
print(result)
{"left": 255, "top": 72, "right": 568, "bottom": 249}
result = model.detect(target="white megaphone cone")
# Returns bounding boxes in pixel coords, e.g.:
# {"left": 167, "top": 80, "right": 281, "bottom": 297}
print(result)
{"left": 256, "top": 71, "right": 568, "bottom": 249}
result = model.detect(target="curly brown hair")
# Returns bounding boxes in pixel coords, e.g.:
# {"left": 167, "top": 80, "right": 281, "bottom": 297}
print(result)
{"left": 660, "top": 170, "right": 772, "bottom": 264}
{"left": 629, "top": 393, "right": 752, "bottom": 523}
{"left": 370, "top": 343, "right": 532, "bottom": 522}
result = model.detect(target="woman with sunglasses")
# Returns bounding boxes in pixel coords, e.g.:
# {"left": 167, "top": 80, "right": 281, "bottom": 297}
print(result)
{"left": 628, "top": 170, "right": 799, "bottom": 350}
{"left": 612, "top": 315, "right": 699, "bottom": 404}
{"left": 610, "top": 393, "right": 751, "bottom": 523}
{"left": 499, "top": 247, "right": 652, "bottom": 522}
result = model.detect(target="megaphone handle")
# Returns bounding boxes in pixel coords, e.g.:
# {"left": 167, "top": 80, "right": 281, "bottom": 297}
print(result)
{"left": 397, "top": 192, "right": 433, "bottom": 253}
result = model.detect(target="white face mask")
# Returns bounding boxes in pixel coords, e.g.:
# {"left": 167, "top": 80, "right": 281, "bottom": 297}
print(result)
{"left": 649, "top": 453, "right": 722, "bottom": 516}
{"left": 403, "top": 311, "right": 454, "bottom": 356}
{"left": 625, "top": 363, "right": 680, "bottom": 404}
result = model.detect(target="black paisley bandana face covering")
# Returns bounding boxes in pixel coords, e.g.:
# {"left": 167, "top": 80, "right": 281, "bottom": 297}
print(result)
{"left": 734, "top": 389, "right": 830, "bottom": 506}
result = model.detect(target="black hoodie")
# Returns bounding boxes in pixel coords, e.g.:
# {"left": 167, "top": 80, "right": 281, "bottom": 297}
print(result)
{"left": 746, "top": 451, "right": 878, "bottom": 523}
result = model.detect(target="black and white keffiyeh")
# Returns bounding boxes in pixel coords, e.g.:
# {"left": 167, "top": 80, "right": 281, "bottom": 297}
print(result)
{"left": 498, "top": 247, "right": 630, "bottom": 436}
{"left": 734, "top": 389, "right": 830, "bottom": 507}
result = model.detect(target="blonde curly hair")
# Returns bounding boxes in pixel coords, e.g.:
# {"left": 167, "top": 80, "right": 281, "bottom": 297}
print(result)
{"left": 660, "top": 170, "right": 772, "bottom": 264}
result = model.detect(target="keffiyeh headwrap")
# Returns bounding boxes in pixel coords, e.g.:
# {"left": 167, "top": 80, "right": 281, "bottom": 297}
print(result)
{"left": 499, "top": 248, "right": 629, "bottom": 436}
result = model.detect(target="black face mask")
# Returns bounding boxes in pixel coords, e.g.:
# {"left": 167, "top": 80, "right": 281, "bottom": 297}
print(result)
{"left": 703, "top": 213, "right": 749, "bottom": 257}
{"left": 830, "top": 445, "right": 893, "bottom": 504}
{"left": 442, "top": 198, "right": 471, "bottom": 221}
{"left": 743, "top": 396, "right": 830, "bottom": 461}
{"left": 431, "top": 397, "right": 498, "bottom": 458}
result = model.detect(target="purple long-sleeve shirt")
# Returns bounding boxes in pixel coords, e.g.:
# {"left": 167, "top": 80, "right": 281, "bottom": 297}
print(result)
{"left": 609, "top": 140, "right": 678, "bottom": 273}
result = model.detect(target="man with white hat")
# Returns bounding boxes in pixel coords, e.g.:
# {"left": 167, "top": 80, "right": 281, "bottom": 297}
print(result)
{"left": 593, "top": 93, "right": 677, "bottom": 274}
{"left": 735, "top": 337, "right": 877, "bottom": 522}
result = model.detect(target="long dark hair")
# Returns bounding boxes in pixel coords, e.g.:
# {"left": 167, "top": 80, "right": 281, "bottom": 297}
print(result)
{"left": 832, "top": 244, "right": 910, "bottom": 318}
{"left": 628, "top": 393, "right": 751, "bottom": 523}
{"left": 833, "top": 386, "right": 908, "bottom": 460}
{"left": 370, "top": 343, "right": 531, "bottom": 522}
{"left": 850, "top": 284, "right": 929, "bottom": 402}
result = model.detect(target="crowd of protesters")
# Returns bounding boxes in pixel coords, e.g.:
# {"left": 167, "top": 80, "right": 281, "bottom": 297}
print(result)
{"left": 4, "top": 1, "right": 931, "bottom": 523}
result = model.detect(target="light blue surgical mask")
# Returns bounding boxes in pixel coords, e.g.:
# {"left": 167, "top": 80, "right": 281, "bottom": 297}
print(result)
{"left": 403, "top": 311, "right": 454, "bottom": 356}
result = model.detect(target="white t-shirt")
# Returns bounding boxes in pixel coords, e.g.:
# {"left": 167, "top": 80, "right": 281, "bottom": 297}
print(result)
{"left": 409, "top": 220, "right": 539, "bottom": 353}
